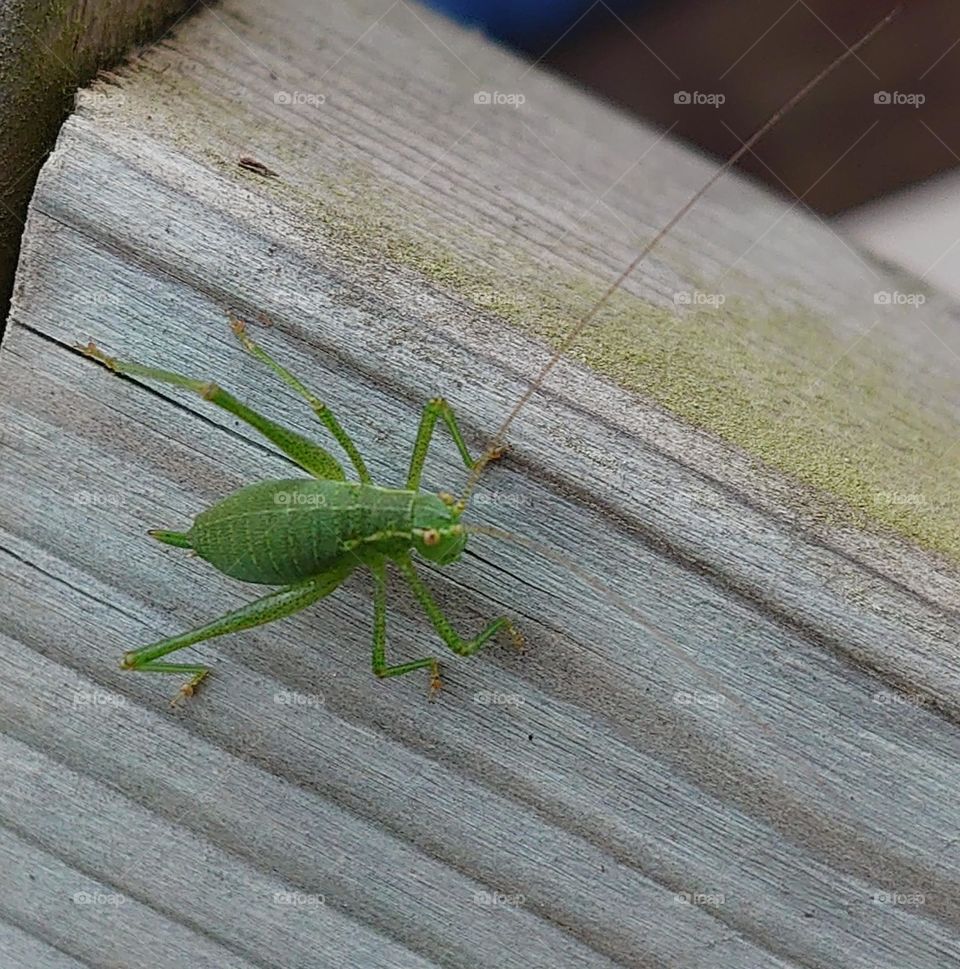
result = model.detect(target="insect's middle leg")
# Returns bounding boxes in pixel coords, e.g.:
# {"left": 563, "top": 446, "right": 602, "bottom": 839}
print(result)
{"left": 370, "top": 561, "right": 441, "bottom": 690}
{"left": 123, "top": 567, "right": 352, "bottom": 704}
{"left": 230, "top": 318, "right": 371, "bottom": 482}
{"left": 393, "top": 553, "right": 522, "bottom": 658}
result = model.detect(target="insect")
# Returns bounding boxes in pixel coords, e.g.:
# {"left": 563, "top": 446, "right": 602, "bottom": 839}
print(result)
{"left": 80, "top": 7, "right": 898, "bottom": 705}
{"left": 81, "top": 320, "right": 521, "bottom": 704}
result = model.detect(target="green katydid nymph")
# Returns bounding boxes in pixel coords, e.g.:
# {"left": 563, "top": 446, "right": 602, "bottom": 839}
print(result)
{"left": 79, "top": 6, "right": 898, "bottom": 707}
{"left": 80, "top": 318, "right": 521, "bottom": 705}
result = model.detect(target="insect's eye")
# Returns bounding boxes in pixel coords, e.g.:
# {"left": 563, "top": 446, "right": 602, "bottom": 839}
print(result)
{"left": 422, "top": 529, "right": 440, "bottom": 546}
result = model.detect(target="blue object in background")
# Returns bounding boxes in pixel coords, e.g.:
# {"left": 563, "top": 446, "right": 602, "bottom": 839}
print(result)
{"left": 422, "top": 0, "right": 651, "bottom": 52}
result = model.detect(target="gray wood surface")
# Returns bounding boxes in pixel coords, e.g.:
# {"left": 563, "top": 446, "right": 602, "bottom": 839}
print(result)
{"left": 1, "top": 1, "right": 959, "bottom": 967}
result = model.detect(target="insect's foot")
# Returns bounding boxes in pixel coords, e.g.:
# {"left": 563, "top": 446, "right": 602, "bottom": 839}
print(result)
{"left": 471, "top": 444, "right": 508, "bottom": 475}
{"left": 230, "top": 315, "right": 261, "bottom": 352}
{"left": 428, "top": 661, "right": 443, "bottom": 697}
{"left": 507, "top": 622, "right": 525, "bottom": 653}
{"left": 170, "top": 671, "right": 209, "bottom": 708}
{"left": 77, "top": 341, "right": 117, "bottom": 370}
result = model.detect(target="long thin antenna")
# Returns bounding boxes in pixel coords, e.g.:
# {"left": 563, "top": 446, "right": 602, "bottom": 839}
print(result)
{"left": 465, "top": 525, "right": 750, "bottom": 706}
{"left": 461, "top": 519, "right": 925, "bottom": 798}
{"left": 461, "top": 4, "right": 901, "bottom": 503}
{"left": 465, "top": 523, "right": 756, "bottom": 722}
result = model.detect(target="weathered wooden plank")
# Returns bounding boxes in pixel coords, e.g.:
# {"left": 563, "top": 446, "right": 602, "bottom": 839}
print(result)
{"left": 0, "top": 916, "right": 92, "bottom": 969}
{"left": 1, "top": 1, "right": 958, "bottom": 967}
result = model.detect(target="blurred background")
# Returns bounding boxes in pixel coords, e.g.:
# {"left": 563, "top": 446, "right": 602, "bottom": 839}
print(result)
{"left": 425, "top": 0, "right": 960, "bottom": 298}
{"left": 2, "top": 0, "right": 956, "bottom": 323}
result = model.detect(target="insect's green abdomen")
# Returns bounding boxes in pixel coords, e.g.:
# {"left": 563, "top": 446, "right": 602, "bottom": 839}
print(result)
{"left": 189, "top": 479, "right": 416, "bottom": 584}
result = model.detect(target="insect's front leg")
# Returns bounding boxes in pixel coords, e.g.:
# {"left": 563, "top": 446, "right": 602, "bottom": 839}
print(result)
{"left": 369, "top": 560, "right": 441, "bottom": 691}
{"left": 393, "top": 553, "right": 523, "bottom": 659}
{"left": 406, "top": 398, "right": 503, "bottom": 491}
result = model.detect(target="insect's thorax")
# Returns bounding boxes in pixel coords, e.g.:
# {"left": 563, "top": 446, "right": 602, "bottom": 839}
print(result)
{"left": 189, "top": 479, "right": 417, "bottom": 584}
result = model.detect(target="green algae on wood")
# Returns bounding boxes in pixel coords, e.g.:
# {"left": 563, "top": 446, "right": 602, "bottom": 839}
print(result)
{"left": 256, "top": 165, "right": 959, "bottom": 562}
{"left": 87, "top": 62, "right": 960, "bottom": 563}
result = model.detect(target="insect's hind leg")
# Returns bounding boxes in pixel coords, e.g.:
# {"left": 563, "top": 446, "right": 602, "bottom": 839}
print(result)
{"left": 123, "top": 568, "right": 352, "bottom": 705}
{"left": 230, "top": 318, "right": 372, "bottom": 483}
{"left": 369, "top": 561, "right": 441, "bottom": 692}
{"left": 78, "top": 342, "right": 346, "bottom": 481}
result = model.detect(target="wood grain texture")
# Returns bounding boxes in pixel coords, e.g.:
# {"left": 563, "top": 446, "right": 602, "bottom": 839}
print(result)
{"left": 1, "top": 1, "right": 958, "bottom": 966}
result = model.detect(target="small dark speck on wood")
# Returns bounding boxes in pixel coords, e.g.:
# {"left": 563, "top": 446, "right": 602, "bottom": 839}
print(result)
{"left": 238, "top": 155, "right": 279, "bottom": 178}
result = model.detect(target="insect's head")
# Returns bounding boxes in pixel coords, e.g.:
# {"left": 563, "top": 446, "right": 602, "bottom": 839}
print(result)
{"left": 412, "top": 493, "right": 467, "bottom": 565}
